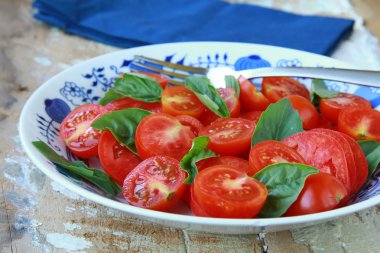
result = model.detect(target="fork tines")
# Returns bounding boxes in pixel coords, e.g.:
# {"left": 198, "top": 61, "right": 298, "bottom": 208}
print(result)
{"left": 130, "top": 55, "right": 208, "bottom": 85}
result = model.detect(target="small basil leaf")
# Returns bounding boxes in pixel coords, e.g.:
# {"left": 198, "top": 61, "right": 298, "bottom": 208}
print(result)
{"left": 114, "top": 73, "right": 162, "bottom": 102}
{"left": 251, "top": 99, "right": 303, "bottom": 146}
{"left": 99, "top": 89, "right": 125, "bottom": 105}
{"left": 358, "top": 140, "right": 380, "bottom": 176}
{"left": 91, "top": 108, "right": 152, "bottom": 154}
{"left": 180, "top": 136, "right": 218, "bottom": 184}
{"left": 225, "top": 75, "right": 240, "bottom": 97}
{"left": 254, "top": 163, "right": 318, "bottom": 217}
{"left": 311, "top": 79, "right": 339, "bottom": 107}
{"left": 185, "top": 76, "right": 230, "bottom": 118}
{"left": 32, "top": 141, "right": 121, "bottom": 196}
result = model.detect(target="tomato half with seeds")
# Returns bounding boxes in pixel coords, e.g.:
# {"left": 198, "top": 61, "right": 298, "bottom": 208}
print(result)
{"left": 137, "top": 71, "right": 170, "bottom": 89}
{"left": 196, "top": 156, "right": 254, "bottom": 176}
{"left": 193, "top": 165, "right": 268, "bottom": 218}
{"left": 98, "top": 131, "right": 142, "bottom": 186}
{"left": 105, "top": 97, "right": 162, "bottom": 113}
{"left": 60, "top": 104, "right": 108, "bottom": 158}
{"left": 262, "top": 77, "right": 310, "bottom": 102}
{"left": 135, "top": 113, "right": 195, "bottom": 161}
{"left": 320, "top": 92, "right": 371, "bottom": 125}
{"left": 285, "top": 173, "right": 348, "bottom": 216}
{"left": 338, "top": 107, "right": 380, "bottom": 142}
{"left": 286, "top": 95, "right": 318, "bottom": 130}
{"left": 161, "top": 86, "right": 205, "bottom": 119}
{"left": 198, "top": 118, "right": 255, "bottom": 156}
{"left": 238, "top": 76, "right": 270, "bottom": 112}
{"left": 175, "top": 115, "right": 204, "bottom": 136}
{"left": 249, "top": 140, "right": 306, "bottom": 174}
{"left": 122, "top": 156, "right": 186, "bottom": 211}
{"left": 282, "top": 131, "right": 352, "bottom": 194}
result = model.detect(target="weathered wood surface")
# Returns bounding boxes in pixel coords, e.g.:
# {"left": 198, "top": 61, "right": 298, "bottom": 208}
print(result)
{"left": 0, "top": 0, "right": 379, "bottom": 252}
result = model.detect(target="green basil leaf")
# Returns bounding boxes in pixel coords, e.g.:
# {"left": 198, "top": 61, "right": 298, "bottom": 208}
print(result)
{"left": 114, "top": 73, "right": 162, "bottom": 102}
{"left": 32, "top": 141, "right": 121, "bottom": 196}
{"left": 254, "top": 163, "right": 318, "bottom": 217}
{"left": 225, "top": 75, "right": 240, "bottom": 97}
{"left": 311, "top": 79, "right": 339, "bottom": 107}
{"left": 185, "top": 76, "right": 230, "bottom": 118}
{"left": 358, "top": 140, "right": 380, "bottom": 176}
{"left": 91, "top": 108, "right": 152, "bottom": 154}
{"left": 99, "top": 89, "right": 125, "bottom": 105}
{"left": 251, "top": 99, "right": 303, "bottom": 146}
{"left": 180, "top": 136, "right": 218, "bottom": 184}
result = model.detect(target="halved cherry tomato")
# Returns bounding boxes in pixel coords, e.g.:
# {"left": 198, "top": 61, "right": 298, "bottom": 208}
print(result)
{"left": 193, "top": 165, "right": 268, "bottom": 218}
{"left": 286, "top": 95, "right": 318, "bottom": 130}
{"left": 190, "top": 185, "right": 209, "bottom": 217}
{"left": 105, "top": 97, "right": 162, "bottom": 113}
{"left": 175, "top": 115, "right": 204, "bottom": 136}
{"left": 98, "top": 131, "right": 142, "bottom": 186}
{"left": 135, "top": 113, "right": 195, "bottom": 161}
{"left": 198, "top": 118, "right": 255, "bottom": 156}
{"left": 311, "top": 128, "right": 356, "bottom": 195}
{"left": 122, "top": 156, "right": 186, "bottom": 211}
{"left": 196, "top": 156, "right": 254, "bottom": 176}
{"left": 249, "top": 140, "right": 306, "bottom": 174}
{"left": 316, "top": 114, "right": 337, "bottom": 130}
{"left": 161, "top": 86, "right": 205, "bottom": 119}
{"left": 282, "top": 131, "right": 352, "bottom": 194}
{"left": 240, "top": 110, "right": 263, "bottom": 124}
{"left": 338, "top": 107, "right": 380, "bottom": 141}
{"left": 60, "top": 104, "right": 108, "bottom": 158}
{"left": 320, "top": 92, "right": 371, "bottom": 125}
{"left": 262, "top": 77, "right": 310, "bottom": 102}
{"left": 238, "top": 76, "right": 270, "bottom": 112}
{"left": 137, "top": 71, "right": 170, "bottom": 89}
{"left": 285, "top": 173, "right": 348, "bottom": 216}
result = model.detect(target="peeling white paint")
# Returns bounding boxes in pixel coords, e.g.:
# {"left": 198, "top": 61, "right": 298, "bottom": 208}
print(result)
{"left": 46, "top": 233, "right": 92, "bottom": 251}
{"left": 34, "top": 56, "right": 52, "bottom": 66}
{"left": 64, "top": 223, "right": 82, "bottom": 231}
{"left": 51, "top": 181, "right": 82, "bottom": 200}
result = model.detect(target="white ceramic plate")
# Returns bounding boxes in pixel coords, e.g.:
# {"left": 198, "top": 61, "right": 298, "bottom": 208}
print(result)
{"left": 19, "top": 42, "right": 380, "bottom": 234}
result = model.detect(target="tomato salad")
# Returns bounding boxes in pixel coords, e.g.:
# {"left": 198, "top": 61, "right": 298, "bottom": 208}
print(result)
{"left": 33, "top": 72, "right": 380, "bottom": 219}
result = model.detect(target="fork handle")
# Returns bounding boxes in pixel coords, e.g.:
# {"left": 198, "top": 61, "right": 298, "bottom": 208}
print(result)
{"left": 238, "top": 67, "right": 380, "bottom": 88}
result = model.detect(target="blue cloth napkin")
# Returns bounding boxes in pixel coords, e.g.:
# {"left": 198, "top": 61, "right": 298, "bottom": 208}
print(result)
{"left": 32, "top": 0, "right": 354, "bottom": 56}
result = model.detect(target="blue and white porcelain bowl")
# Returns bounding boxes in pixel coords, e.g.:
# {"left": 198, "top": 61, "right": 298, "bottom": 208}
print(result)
{"left": 19, "top": 42, "right": 380, "bottom": 234}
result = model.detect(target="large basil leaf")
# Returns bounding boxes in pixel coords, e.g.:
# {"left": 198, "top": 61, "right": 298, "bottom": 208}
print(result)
{"left": 113, "top": 73, "right": 162, "bottom": 102}
{"left": 99, "top": 88, "right": 125, "bottom": 105}
{"left": 254, "top": 163, "right": 318, "bottom": 217}
{"left": 225, "top": 75, "right": 240, "bottom": 97}
{"left": 311, "top": 79, "right": 339, "bottom": 107}
{"left": 91, "top": 108, "right": 152, "bottom": 154}
{"left": 185, "top": 76, "right": 230, "bottom": 118}
{"left": 251, "top": 98, "right": 303, "bottom": 146}
{"left": 32, "top": 141, "right": 121, "bottom": 196}
{"left": 358, "top": 140, "right": 380, "bottom": 176}
{"left": 180, "top": 136, "right": 218, "bottom": 184}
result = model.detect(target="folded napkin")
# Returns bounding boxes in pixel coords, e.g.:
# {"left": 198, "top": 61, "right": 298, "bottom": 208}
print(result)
{"left": 33, "top": 0, "right": 354, "bottom": 56}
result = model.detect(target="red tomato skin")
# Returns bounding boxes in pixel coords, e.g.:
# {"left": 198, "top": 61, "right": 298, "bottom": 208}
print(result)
{"left": 316, "top": 114, "right": 337, "bottom": 130}
{"left": 190, "top": 185, "right": 210, "bottom": 217}
{"left": 135, "top": 113, "right": 195, "bottom": 161}
{"left": 217, "top": 87, "right": 241, "bottom": 117}
{"left": 161, "top": 86, "right": 205, "bottom": 119}
{"left": 238, "top": 76, "right": 271, "bottom": 112}
{"left": 262, "top": 77, "right": 310, "bottom": 103}
{"left": 137, "top": 71, "right": 170, "bottom": 89}
{"left": 175, "top": 115, "right": 204, "bottom": 136}
{"left": 338, "top": 107, "right": 380, "bottom": 141}
{"left": 285, "top": 173, "right": 348, "bottom": 216}
{"left": 193, "top": 165, "right": 268, "bottom": 218}
{"left": 310, "top": 128, "right": 357, "bottom": 195}
{"left": 98, "top": 131, "right": 142, "bottom": 186}
{"left": 105, "top": 97, "right": 162, "bottom": 113}
{"left": 122, "top": 156, "right": 186, "bottom": 211}
{"left": 198, "top": 118, "right": 255, "bottom": 156}
{"left": 282, "top": 131, "right": 352, "bottom": 194}
{"left": 59, "top": 104, "right": 108, "bottom": 158}
{"left": 239, "top": 111, "right": 263, "bottom": 124}
{"left": 249, "top": 140, "right": 306, "bottom": 174}
{"left": 320, "top": 93, "right": 371, "bottom": 125}
{"left": 196, "top": 156, "right": 254, "bottom": 176}
{"left": 286, "top": 95, "right": 318, "bottom": 130}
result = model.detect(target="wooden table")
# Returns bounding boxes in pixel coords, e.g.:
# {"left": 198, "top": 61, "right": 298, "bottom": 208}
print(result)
{"left": 1, "top": 0, "right": 379, "bottom": 252}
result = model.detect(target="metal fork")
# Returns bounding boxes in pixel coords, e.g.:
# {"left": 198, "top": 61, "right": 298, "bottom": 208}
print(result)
{"left": 130, "top": 55, "right": 380, "bottom": 88}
